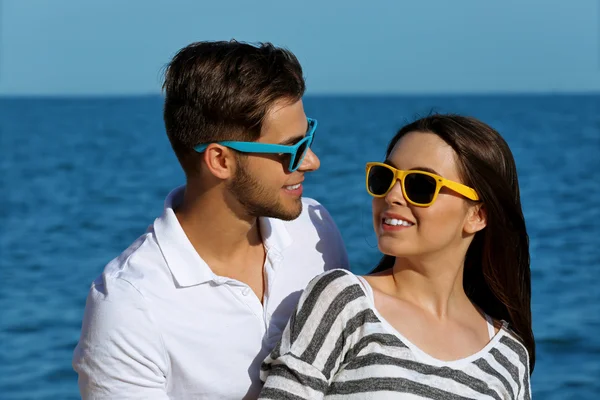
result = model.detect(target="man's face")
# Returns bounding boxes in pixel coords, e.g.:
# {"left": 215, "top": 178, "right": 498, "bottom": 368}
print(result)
{"left": 227, "top": 99, "right": 320, "bottom": 220}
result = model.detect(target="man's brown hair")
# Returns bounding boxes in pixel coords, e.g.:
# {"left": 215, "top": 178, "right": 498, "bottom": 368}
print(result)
{"left": 162, "top": 40, "right": 305, "bottom": 176}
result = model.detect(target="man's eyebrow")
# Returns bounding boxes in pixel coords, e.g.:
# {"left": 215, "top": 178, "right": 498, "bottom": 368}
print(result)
{"left": 278, "top": 134, "right": 304, "bottom": 146}
{"left": 278, "top": 121, "right": 310, "bottom": 145}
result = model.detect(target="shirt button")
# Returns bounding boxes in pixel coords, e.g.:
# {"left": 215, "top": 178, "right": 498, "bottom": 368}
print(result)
{"left": 242, "top": 287, "right": 251, "bottom": 296}
{"left": 214, "top": 277, "right": 226, "bottom": 285}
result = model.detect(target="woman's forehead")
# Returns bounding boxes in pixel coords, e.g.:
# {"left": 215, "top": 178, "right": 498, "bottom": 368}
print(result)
{"left": 389, "top": 132, "right": 460, "bottom": 178}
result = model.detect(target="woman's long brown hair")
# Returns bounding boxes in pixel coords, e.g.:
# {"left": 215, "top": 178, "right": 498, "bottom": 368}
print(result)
{"left": 371, "top": 114, "right": 535, "bottom": 372}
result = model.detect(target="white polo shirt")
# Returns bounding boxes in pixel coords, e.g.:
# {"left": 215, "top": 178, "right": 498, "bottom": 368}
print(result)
{"left": 72, "top": 186, "right": 349, "bottom": 400}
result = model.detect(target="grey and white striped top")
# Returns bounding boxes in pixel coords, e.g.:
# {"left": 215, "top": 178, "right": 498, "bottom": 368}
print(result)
{"left": 259, "top": 269, "right": 532, "bottom": 399}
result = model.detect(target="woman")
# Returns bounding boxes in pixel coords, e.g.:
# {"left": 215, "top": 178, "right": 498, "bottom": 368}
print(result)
{"left": 259, "top": 114, "right": 534, "bottom": 399}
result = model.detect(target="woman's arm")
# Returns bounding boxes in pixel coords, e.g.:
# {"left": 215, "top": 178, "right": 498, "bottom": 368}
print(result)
{"left": 517, "top": 351, "right": 532, "bottom": 400}
{"left": 259, "top": 269, "right": 372, "bottom": 399}
{"left": 259, "top": 353, "right": 329, "bottom": 399}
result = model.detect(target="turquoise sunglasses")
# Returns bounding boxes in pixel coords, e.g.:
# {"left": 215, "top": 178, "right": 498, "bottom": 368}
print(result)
{"left": 194, "top": 118, "right": 317, "bottom": 172}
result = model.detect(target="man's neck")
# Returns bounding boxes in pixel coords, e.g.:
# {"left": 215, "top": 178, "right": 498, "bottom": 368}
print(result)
{"left": 174, "top": 186, "right": 265, "bottom": 278}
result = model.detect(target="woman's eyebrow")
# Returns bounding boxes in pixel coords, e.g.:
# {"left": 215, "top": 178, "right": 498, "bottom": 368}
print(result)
{"left": 384, "top": 159, "right": 440, "bottom": 175}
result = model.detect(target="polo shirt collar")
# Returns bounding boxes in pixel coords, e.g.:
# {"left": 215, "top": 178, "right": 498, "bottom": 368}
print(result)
{"left": 154, "top": 186, "right": 293, "bottom": 288}
{"left": 259, "top": 216, "right": 292, "bottom": 255}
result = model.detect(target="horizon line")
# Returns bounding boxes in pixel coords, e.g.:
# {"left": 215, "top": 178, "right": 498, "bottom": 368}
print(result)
{"left": 1, "top": 90, "right": 600, "bottom": 100}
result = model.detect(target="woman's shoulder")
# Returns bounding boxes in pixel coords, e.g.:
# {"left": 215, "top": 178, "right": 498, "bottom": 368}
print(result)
{"left": 297, "top": 269, "right": 370, "bottom": 315}
{"left": 487, "top": 322, "right": 532, "bottom": 378}
{"left": 499, "top": 324, "right": 531, "bottom": 357}
{"left": 304, "top": 269, "right": 365, "bottom": 296}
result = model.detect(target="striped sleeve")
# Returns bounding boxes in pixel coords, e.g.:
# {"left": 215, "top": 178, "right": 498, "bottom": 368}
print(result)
{"left": 259, "top": 269, "right": 375, "bottom": 399}
{"left": 518, "top": 368, "right": 532, "bottom": 400}
{"left": 503, "top": 336, "right": 532, "bottom": 400}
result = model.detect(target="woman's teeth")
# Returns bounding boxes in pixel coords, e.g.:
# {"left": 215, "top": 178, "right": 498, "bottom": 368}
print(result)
{"left": 285, "top": 184, "right": 301, "bottom": 190}
{"left": 383, "top": 218, "right": 413, "bottom": 227}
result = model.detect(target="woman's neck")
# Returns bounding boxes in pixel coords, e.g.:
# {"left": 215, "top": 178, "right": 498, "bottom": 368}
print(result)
{"left": 387, "top": 254, "right": 473, "bottom": 319}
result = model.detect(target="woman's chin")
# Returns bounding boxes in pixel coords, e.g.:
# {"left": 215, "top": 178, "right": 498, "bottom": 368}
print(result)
{"left": 377, "top": 239, "right": 416, "bottom": 258}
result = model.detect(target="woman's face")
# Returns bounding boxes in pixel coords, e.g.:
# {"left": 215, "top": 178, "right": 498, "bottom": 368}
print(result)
{"left": 372, "top": 131, "right": 483, "bottom": 260}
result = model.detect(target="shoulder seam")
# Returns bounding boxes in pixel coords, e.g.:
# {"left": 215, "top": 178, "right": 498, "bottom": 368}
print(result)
{"left": 113, "top": 276, "right": 171, "bottom": 380}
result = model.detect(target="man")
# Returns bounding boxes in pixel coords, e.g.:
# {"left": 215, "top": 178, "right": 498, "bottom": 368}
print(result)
{"left": 72, "top": 40, "right": 349, "bottom": 399}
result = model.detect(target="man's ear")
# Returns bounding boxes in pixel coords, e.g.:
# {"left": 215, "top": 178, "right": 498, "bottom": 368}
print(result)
{"left": 203, "top": 144, "right": 236, "bottom": 179}
{"left": 464, "top": 203, "right": 487, "bottom": 234}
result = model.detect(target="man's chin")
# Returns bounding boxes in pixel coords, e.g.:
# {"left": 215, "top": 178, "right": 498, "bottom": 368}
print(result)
{"left": 269, "top": 198, "right": 303, "bottom": 221}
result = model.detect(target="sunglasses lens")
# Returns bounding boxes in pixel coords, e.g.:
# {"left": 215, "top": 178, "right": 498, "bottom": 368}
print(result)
{"left": 404, "top": 173, "right": 437, "bottom": 204}
{"left": 368, "top": 165, "right": 395, "bottom": 195}
{"left": 291, "top": 140, "right": 309, "bottom": 171}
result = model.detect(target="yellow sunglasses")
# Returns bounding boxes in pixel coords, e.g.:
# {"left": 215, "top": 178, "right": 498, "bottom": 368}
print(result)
{"left": 366, "top": 162, "right": 480, "bottom": 207}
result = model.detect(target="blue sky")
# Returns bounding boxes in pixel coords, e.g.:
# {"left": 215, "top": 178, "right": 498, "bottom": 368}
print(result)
{"left": 0, "top": 0, "right": 598, "bottom": 95}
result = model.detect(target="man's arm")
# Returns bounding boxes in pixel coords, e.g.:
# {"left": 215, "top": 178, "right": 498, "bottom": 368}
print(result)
{"left": 323, "top": 206, "right": 349, "bottom": 270}
{"left": 73, "top": 276, "right": 169, "bottom": 400}
{"left": 310, "top": 201, "right": 350, "bottom": 271}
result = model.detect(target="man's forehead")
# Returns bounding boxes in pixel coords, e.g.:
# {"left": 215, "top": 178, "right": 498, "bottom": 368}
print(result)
{"left": 260, "top": 100, "right": 307, "bottom": 140}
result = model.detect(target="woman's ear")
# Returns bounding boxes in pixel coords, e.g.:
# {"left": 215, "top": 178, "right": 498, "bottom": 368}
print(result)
{"left": 464, "top": 203, "right": 487, "bottom": 234}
